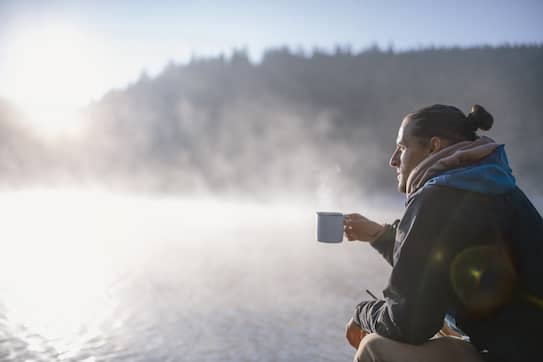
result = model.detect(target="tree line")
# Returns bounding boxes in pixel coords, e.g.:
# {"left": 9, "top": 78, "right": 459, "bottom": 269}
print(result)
{"left": 1, "top": 45, "right": 542, "bottom": 196}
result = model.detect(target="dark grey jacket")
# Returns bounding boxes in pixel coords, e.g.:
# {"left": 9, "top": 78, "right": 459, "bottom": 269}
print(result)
{"left": 353, "top": 147, "right": 543, "bottom": 362}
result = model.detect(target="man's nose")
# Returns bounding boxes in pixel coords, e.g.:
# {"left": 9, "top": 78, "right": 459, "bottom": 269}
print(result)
{"left": 389, "top": 150, "right": 400, "bottom": 168}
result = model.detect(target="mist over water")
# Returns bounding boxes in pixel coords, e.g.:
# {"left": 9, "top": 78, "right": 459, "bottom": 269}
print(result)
{"left": 0, "top": 184, "right": 541, "bottom": 361}
{"left": 0, "top": 189, "right": 402, "bottom": 361}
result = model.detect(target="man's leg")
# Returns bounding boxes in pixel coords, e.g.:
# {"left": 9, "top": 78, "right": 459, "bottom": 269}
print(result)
{"left": 354, "top": 333, "right": 484, "bottom": 362}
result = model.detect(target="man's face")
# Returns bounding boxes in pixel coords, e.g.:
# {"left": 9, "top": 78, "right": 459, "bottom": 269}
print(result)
{"left": 389, "top": 116, "right": 432, "bottom": 193}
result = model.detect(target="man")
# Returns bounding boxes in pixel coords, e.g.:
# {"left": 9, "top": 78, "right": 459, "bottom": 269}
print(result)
{"left": 343, "top": 104, "right": 543, "bottom": 362}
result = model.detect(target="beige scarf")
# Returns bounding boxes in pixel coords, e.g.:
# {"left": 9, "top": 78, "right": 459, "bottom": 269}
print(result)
{"left": 406, "top": 136, "right": 501, "bottom": 197}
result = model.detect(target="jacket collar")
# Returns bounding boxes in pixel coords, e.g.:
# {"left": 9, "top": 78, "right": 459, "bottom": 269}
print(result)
{"left": 406, "top": 136, "right": 503, "bottom": 198}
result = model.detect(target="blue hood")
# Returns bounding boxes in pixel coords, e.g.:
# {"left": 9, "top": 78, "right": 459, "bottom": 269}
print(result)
{"left": 425, "top": 145, "right": 516, "bottom": 195}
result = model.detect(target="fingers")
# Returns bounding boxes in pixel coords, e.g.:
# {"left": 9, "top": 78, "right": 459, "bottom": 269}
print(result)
{"left": 344, "top": 229, "right": 355, "bottom": 241}
{"left": 344, "top": 213, "right": 367, "bottom": 226}
{"left": 345, "top": 318, "right": 364, "bottom": 349}
{"left": 344, "top": 219, "right": 355, "bottom": 241}
{"left": 344, "top": 213, "right": 364, "bottom": 242}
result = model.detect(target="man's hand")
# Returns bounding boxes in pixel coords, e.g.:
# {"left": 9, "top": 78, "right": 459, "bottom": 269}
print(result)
{"left": 344, "top": 213, "right": 385, "bottom": 242}
{"left": 345, "top": 317, "right": 367, "bottom": 349}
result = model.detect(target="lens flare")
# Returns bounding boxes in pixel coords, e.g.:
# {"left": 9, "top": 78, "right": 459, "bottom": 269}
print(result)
{"left": 523, "top": 293, "right": 543, "bottom": 309}
{"left": 450, "top": 245, "right": 516, "bottom": 315}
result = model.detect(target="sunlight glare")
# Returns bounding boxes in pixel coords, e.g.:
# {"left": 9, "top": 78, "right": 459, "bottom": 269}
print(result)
{"left": 0, "top": 189, "right": 117, "bottom": 356}
{"left": 5, "top": 22, "right": 106, "bottom": 137}
{"left": 0, "top": 188, "right": 310, "bottom": 357}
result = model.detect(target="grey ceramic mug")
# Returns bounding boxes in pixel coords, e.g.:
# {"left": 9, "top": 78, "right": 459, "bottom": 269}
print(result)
{"left": 316, "top": 212, "right": 345, "bottom": 243}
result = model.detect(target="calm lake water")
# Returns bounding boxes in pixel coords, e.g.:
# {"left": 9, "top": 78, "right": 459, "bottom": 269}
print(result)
{"left": 1, "top": 189, "right": 539, "bottom": 361}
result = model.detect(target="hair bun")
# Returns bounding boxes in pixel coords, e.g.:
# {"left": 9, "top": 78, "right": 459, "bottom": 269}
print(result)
{"left": 467, "top": 104, "right": 493, "bottom": 131}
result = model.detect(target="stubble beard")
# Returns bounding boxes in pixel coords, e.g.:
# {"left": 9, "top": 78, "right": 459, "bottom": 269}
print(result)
{"left": 397, "top": 174, "right": 407, "bottom": 194}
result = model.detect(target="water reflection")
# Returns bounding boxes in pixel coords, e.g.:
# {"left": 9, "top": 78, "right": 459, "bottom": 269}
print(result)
{"left": 0, "top": 191, "right": 118, "bottom": 359}
{"left": 0, "top": 189, "right": 394, "bottom": 361}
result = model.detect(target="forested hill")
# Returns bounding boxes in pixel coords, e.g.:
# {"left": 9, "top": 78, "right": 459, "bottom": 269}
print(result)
{"left": 2, "top": 45, "right": 543, "bottom": 195}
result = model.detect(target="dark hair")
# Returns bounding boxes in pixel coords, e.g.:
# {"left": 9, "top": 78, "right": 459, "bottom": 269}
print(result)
{"left": 407, "top": 104, "right": 494, "bottom": 144}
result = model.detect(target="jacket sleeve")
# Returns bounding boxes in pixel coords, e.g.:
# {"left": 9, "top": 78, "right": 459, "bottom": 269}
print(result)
{"left": 353, "top": 186, "right": 452, "bottom": 344}
{"left": 370, "top": 219, "right": 400, "bottom": 265}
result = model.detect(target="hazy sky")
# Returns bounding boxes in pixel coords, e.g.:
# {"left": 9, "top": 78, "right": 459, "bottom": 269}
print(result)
{"left": 1, "top": 0, "right": 541, "bottom": 112}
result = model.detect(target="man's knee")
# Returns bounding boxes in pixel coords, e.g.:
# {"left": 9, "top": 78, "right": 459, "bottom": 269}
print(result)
{"left": 354, "top": 333, "right": 389, "bottom": 362}
{"left": 353, "top": 334, "right": 484, "bottom": 362}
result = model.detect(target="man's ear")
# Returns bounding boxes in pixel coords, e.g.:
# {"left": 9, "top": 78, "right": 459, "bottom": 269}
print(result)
{"left": 429, "top": 137, "right": 445, "bottom": 153}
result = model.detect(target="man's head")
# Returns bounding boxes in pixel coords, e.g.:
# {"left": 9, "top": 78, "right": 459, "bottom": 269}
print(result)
{"left": 390, "top": 104, "right": 494, "bottom": 193}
